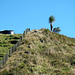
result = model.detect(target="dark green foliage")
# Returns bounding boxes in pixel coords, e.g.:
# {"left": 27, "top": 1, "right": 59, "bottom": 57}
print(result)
{"left": 53, "top": 27, "right": 61, "bottom": 33}
{"left": 49, "top": 15, "right": 55, "bottom": 23}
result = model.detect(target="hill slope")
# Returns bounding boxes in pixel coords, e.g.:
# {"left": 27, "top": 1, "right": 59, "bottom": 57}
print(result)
{"left": 0, "top": 34, "right": 21, "bottom": 60}
{"left": 0, "top": 29, "right": 75, "bottom": 75}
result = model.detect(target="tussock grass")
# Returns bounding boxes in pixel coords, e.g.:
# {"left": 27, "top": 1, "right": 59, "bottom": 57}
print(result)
{"left": 0, "top": 29, "right": 75, "bottom": 75}
{"left": 0, "top": 34, "right": 21, "bottom": 59}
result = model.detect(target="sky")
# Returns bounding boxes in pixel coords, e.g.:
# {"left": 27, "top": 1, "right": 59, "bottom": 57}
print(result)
{"left": 0, "top": 0, "right": 75, "bottom": 38}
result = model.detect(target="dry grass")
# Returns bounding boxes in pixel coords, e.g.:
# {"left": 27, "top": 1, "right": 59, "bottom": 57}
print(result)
{"left": 0, "top": 28, "right": 75, "bottom": 75}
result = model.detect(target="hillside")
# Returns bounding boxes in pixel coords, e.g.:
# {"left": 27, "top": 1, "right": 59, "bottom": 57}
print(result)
{"left": 0, "top": 34, "right": 21, "bottom": 60}
{"left": 0, "top": 29, "right": 75, "bottom": 75}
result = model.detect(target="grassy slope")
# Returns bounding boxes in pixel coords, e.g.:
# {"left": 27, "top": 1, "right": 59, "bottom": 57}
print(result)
{"left": 0, "top": 34, "right": 21, "bottom": 59}
{"left": 0, "top": 29, "right": 75, "bottom": 75}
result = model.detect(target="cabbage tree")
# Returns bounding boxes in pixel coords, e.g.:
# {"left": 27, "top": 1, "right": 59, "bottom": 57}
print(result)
{"left": 49, "top": 16, "right": 55, "bottom": 31}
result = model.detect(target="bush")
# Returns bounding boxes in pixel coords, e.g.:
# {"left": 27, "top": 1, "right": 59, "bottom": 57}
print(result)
{"left": 44, "top": 29, "right": 50, "bottom": 34}
{"left": 53, "top": 27, "right": 61, "bottom": 33}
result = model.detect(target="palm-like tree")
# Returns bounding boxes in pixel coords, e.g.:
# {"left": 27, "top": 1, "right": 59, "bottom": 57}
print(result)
{"left": 49, "top": 16, "right": 55, "bottom": 31}
{"left": 53, "top": 27, "right": 61, "bottom": 33}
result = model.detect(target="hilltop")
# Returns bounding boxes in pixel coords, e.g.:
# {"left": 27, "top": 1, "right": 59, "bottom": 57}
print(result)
{"left": 0, "top": 28, "right": 75, "bottom": 75}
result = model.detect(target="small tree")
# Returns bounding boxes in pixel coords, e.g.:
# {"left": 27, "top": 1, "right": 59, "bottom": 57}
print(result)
{"left": 53, "top": 27, "right": 61, "bottom": 33}
{"left": 49, "top": 15, "right": 55, "bottom": 31}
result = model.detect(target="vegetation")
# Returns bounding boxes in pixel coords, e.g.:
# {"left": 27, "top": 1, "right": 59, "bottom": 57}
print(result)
{"left": 0, "top": 29, "right": 75, "bottom": 75}
{"left": 53, "top": 27, "right": 61, "bottom": 33}
{"left": 0, "top": 34, "right": 21, "bottom": 60}
{"left": 49, "top": 15, "right": 55, "bottom": 31}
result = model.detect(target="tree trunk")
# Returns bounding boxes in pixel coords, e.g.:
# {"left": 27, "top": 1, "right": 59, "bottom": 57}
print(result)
{"left": 50, "top": 23, "right": 53, "bottom": 31}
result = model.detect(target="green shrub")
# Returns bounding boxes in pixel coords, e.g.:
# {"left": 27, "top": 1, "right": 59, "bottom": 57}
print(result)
{"left": 44, "top": 29, "right": 50, "bottom": 34}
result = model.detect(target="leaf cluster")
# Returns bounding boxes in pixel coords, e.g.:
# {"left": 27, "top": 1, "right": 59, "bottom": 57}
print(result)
{"left": 49, "top": 15, "right": 55, "bottom": 23}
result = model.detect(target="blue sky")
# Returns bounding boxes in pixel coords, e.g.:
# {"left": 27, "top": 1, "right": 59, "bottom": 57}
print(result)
{"left": 0, "top": 0, "right": 75, "bottom": 38}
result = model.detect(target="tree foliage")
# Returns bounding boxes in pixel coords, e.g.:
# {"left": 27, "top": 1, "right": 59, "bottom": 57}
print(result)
{"left": 53, "top": 27, "right": 61, "bottom": 33}
{"left": 49, "top": 15, "right": 55, "bottom": 31}
{"left": 49, "top": 16, "right": 55, "bottom": 23}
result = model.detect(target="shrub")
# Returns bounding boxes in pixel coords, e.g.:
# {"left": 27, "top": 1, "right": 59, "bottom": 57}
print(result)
{"left": 44, "top": 29, "right": 50, "bottom": 34}
{"left": 53, "top": 27, "right": 61, "bottom": 33}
